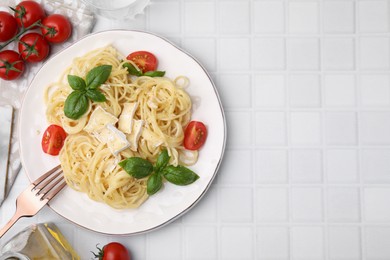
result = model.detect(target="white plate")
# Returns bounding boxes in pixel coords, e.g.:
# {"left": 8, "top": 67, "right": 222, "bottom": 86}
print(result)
{"left": 19, "top": 30, "right": 226, "bottom": 235}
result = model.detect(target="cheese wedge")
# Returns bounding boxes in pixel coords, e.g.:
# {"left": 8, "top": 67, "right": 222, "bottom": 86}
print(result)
{"left": 105, "top": 124, "right": 130, "bottom": 156}
{"left": 127, "top": 120, "right": 144, "bottom": 151}
{"left": 84, "top": 106, "right": 118, "bottom": 134}
{"left": 118, "top": 102, "right": 138, "bottom": 134}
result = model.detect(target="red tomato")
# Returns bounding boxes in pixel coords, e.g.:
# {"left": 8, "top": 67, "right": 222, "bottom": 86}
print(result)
{"left": 0, "top": 50, "right": 25, "bottom": 80}
{"left": 93, "top": 242, "right": 131, "bottom": 260}
{"left": 184, "top": 121, "right": 208, "bottom": 150}
{"left": 41, "top": 14, "right": 72, "bottom": 44}
{"left": 18, "top": 32, "right": 50, "bottom": 62}
{"left": 0, "top": 11, "right": 18, "bottom": 42}
{"left": 13, "top": 0, "right": 45, "bottom": 28}
{"left": 126, "top": 51, "right": 158, "bottom": 72}
{"left": 41, "top": 125, "right": 67, "bottom": 156}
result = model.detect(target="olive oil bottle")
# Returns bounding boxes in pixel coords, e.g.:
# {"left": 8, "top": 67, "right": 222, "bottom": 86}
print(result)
{"left": 0, "top": 223, "right": 79, "bottom": 260}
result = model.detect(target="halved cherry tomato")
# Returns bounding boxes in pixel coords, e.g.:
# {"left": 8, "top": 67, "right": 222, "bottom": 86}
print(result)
{"left": 0, "top": 11, "right": 18, "bottom": 42}
{"left": 126, "top": 51, "right": 157, "bottom": 73}
{"left": 41, "top": 125, "right": 67, "bottom": 156}
{"left": 184, "top": 121, "right": 207, "bottom": 150}
{"left": 18, "top": 32, "right": 50, "bottom": 62}
{"left": 13, "top": 0, "right": 46, "bottom": 29}
{"left": 41, "top": 14, "right": 72, "bottom": 44}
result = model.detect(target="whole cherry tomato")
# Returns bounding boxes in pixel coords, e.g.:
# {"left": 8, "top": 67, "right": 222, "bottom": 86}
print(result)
{"left": 41, "top": 14, "right": 72, "bottom": 44}
{"left": 13, "top": 0, "right": 46, "bottom": 28}
{"left": 0, "top": 11, "right": 18, "bottom": 42}
{"left": 18, "top": 32, "right": 50, "bottom": 62}
{"left": 0, "top": 50, "right": 25, "bottom": 80}
{"left": 93, "top": 242, "right": 131, "bottom": 260}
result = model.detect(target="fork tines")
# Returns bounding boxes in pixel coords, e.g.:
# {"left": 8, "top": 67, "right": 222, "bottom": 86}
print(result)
{"left": 32, "top": 165, "right": 66, "bottom": 201}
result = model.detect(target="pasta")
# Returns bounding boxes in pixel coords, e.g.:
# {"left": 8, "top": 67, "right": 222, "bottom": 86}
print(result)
{"left": 44, "top": 46, "right": 198, "bottom": 209}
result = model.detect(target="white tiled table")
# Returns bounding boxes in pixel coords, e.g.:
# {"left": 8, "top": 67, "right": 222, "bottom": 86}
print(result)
{"left": 2, "top": 0, "right": 390, "bottom": 259}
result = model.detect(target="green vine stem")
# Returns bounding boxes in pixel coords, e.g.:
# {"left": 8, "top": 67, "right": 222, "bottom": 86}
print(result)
{"left": 0, "top": 20, "right": 42, "bottom": 51}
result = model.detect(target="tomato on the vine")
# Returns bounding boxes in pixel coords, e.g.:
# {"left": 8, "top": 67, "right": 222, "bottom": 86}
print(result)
{"left": 13, "top": 0, "right": 46, "bottom": 28}
{"left": 0, "top": 50, "right": 25, "bottom": 80}
{"left": 184, "top": 121, "right": 208, "bottom": 150}
{"left": 41, "top": 14, "right": 72, "bottom": 44}
{"left": 41, "top": 124, "right": 67, "bottom": 156}
{"left": 126, "top": 51, "right": 158, "bottom": 73}
{"left": 0, "top": 11, "right": 18, "bottom": 42}
{"left": 92, "top": 242, "right": 131, "bottom": 260}
{"left": 18, "top": 32, "right": 50, "bottom": 62}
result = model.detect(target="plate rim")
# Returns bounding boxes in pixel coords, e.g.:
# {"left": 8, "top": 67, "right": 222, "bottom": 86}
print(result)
{"left": 18, "top": 29, "right": 227, "bottom": 235}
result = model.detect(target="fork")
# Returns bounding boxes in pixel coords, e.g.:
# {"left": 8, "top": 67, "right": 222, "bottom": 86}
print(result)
{"left": 0, "top": 165, "right": 66, "bottom": 238}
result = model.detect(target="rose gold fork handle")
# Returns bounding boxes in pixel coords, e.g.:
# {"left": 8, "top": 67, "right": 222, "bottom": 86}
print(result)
{"left": 0, "top": 212, "right": 22, "bottom": 239}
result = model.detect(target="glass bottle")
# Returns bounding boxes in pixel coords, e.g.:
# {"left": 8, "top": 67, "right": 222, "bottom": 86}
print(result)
{"left": 0, "top": 222, "right": 79, "bottom": 260}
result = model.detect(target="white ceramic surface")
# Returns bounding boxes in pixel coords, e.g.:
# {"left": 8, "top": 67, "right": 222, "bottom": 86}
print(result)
{"left": 18, "top": 30, "right": 226, "bottom": 235}
{"left": 1, "top": 1, "right": 389, "bottom": 258}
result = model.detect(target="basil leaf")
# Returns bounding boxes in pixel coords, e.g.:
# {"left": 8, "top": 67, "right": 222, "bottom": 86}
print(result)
{"left": 143, "top": 71, "right": 165, "bottom": 77}
{"left": 86, "top": 89, "right": 106, "bottom": 102}
{"left": 86, "top": 65, "right": 112, "bottom": 89}
{"left": 162, "top": 165, "right": 199, "bottom": 186}
{"left": 123, "top": 62, "right": 142, "bottom": 76}
{"left": 119, "top": 157, "right": 153, "bottom": 179}
{"left": 64, "top": 91, "right": 89, "bottom": 120}
{"left": 67, "top": 75, "right": 86, "bottom": 90}
{"left": 147, "top": 173, "right": 163, "bottom": 195}
{"left": 155, "top": 149, "right": 170, "bottom": 173}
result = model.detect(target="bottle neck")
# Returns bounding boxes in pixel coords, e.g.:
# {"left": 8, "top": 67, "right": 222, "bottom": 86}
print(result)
{"left": 0, "top": 252, "right": 30, "bottom": 260}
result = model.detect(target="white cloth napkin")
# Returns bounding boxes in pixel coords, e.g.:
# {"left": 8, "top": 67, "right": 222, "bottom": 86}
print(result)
{"left": 0, "top": 0, "right": 95, "bottom": 198}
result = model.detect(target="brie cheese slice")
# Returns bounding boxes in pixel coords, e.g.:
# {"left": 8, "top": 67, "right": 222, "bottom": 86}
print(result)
{"left": 118, "top": 102, "right": 138, "bottom": 134}
{"left": 84, "top": 106, "right": 118, "bottom": 134}
{"left": 127, "top": 120, "right": 144, "bottom": 151}
{"left": 105, "top": 124, "right": 130, "bottom": 156}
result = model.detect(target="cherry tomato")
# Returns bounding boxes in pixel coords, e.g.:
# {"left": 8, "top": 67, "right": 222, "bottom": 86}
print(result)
{"left": 184, "top": 121, "right": 208, "bottom": 150}
{"left": 0, "top": 50, "right": 25, "bottom": 80}
{"left": 0, "top": 11, "right": 18, "bottom": 42}
{"left": 18, "top": 32, "right": 50, "bottom": 62}
{"left": 93, "top": 242, "right": 131, "bottom": 260}
{"left": 13, "top": 0, "right": 46, "bottom": 28}
{"left": 41, "top": 14, "right": 72, "bottom": 44}
{"left": 41, "top": 125, "right": 67, "bottom": 156}
{"left": 126, "top": 51, "right": 158, "bottom": 72}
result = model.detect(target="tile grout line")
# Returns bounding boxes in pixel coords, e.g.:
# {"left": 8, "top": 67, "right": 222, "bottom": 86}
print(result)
{"left": 249, "top": 0, "right": 259, "bottom": 258}
{"left": 354, "top": 0, "right": 367, "bottom": 258}
{"left": 318, "top": 0, "right": 330, "bottom": 258}
{"left": 284, "top": 1, "right": 294, "bottom": 259}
